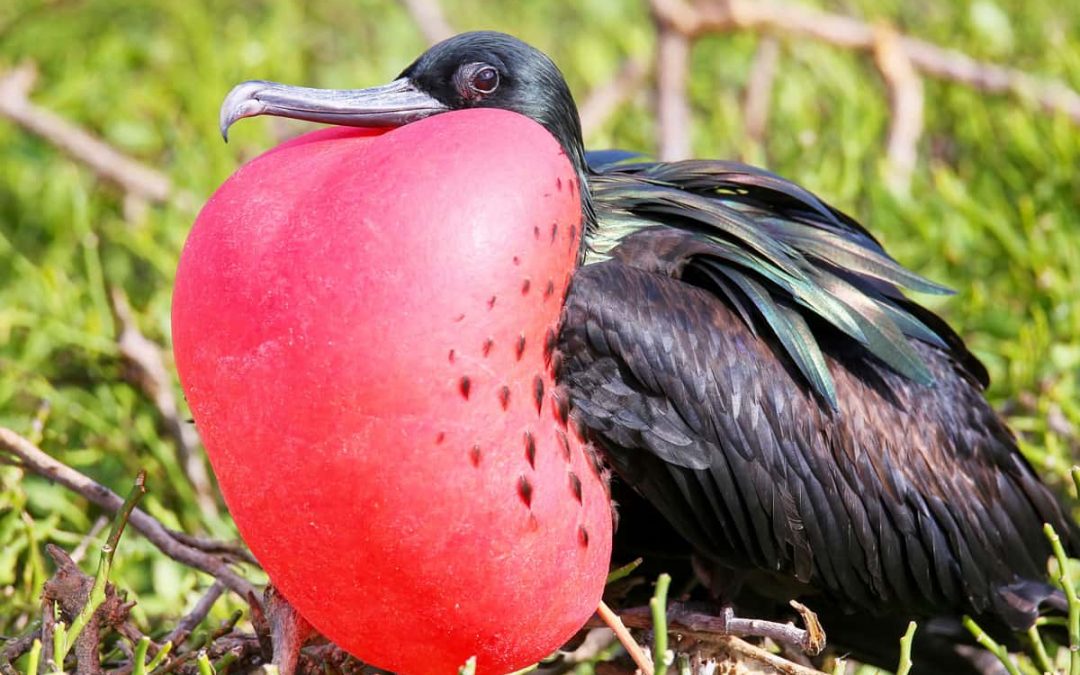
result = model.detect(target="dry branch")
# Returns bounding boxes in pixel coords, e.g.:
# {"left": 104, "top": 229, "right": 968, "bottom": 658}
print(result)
{"left": 596, "top": 601, "right": 653, "bottom": 675}
{"left": 163, "top": 582, "right": 227, "bottom": 647}
{"left": 0, "top": 427, "right": 256, "bottom": 600}
{"left": 0, "top": 63, "right": 195, "bottom": 210}
{"left": 71, "top": 516, "right": 110, "bottom": 564}
{"left": 588, "top": 602, "right": 827, "bottom": 675}
{"left": 165, "top": 530, "right": 256, "bottom": 565}
{"left": 649, "top": 0, "right": 1080, "bottom": 124}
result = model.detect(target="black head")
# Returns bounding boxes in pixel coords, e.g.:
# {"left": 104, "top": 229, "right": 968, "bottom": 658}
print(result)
{"left": 221, "top": 32, "right": 587, "bottom": 181}
{"left": 399, "top": 33, "right": 586, "bottom": 171}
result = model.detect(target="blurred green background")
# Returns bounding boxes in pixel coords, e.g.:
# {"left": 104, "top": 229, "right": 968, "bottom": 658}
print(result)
{"left": 1, "top": 0, "right": 1078, "bottom": 670}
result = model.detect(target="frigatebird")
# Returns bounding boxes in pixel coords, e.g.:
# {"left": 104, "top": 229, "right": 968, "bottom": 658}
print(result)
{"left": 217, "top": 31, "right": 1077, "bottom": 670}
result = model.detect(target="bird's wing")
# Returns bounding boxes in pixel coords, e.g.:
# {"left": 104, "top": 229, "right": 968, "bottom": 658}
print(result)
{"left": 559, "top": 242, "right": 1072, "bottom": 628}
{"left": 584, "top": 159, "right": 989, "bottom": 409}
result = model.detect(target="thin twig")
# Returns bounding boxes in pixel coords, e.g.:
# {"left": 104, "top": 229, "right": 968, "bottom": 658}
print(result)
{"left": 165, "top": 530, "right": 256, "bottom": 565}
{"left": 709, "top": 638, "right": 824, "bottom": 675}
{"left": 579, "top": 58, "right": 650, "bottom": 139}
{"left": 607, "top": 603, "right": 820, "bottom": 658}
{"left": 0, "top": 63, "right": 194, "bottom": 208}
{"left": 70, "top": 515, "right": 109, "bottom": 564}
{"left": 0, "top": 427, "right": 256, "bottom": 599}
{"left": 396, "top": 0, "right": 453, "bottom": 46}
{"left": 0, "top": 623, "right": 42, "bottom": 669}
{"left": 597, "top": 601, "right": 653, "bottom": 675}
{"left": 163, "top": 582, "right": 227, "bottom": 647}
{"left": 110, "top": 287, "right": 219, "bottom": 519}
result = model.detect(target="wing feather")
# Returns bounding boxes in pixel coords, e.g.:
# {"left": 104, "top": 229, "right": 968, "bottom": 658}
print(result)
{"left": 560, "top": 257, "right": 1075, "bottom": 625}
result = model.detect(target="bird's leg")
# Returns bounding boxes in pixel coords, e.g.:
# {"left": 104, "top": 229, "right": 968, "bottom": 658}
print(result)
{"left": 264, "top": 585, "right": 315, "bottom": 675}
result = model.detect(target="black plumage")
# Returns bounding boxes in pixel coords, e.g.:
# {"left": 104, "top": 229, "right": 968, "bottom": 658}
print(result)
{"left": 219, "top": 30, "right": 1078, "bottom": 669}
{"left": 562, "top": 229, "right": 1066, "bottom": 624}
{"left": 560, "top": 157, "right": 1075, "bottom": 632}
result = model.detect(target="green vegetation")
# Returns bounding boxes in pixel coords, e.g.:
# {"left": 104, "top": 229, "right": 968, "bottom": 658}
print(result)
{"left": 1, "top": 0, "right": 1078, "bottom": 672}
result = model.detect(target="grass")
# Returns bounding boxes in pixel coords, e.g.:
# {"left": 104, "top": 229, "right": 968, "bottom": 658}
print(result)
{"left": 1, "top": 0, "right": 1078, "bottom": 672}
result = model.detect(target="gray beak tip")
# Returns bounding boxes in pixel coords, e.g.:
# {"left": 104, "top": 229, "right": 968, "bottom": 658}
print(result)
{"left": 220, "top": 80, "right": 273, "bottom": 142}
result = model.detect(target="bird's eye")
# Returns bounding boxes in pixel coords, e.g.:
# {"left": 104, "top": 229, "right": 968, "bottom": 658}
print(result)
{"left": 456, "top": 63, "right": 500, "bottom": 99}
{"left": 470, "top": 66, "right": 499, "bottom": 94}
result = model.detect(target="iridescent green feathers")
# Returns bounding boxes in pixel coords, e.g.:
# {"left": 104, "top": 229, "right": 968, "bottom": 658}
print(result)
{"left": 584, "top": 153, "right": 957, "bottom": 410}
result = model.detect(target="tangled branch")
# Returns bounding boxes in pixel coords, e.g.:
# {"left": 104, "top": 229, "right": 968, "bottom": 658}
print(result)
{"left": 0, "top": 428, "right": 255, "bottom": 599}
{"left": 646, "top": 0, "right": 1080, "bottom": 186}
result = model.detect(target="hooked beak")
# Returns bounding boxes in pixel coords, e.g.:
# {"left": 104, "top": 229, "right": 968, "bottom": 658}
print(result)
{"left": 219, "top": 78, "right": 450, "bottom": 141}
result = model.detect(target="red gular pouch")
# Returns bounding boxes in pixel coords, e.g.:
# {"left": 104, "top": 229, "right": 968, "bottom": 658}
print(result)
{"left": 173, "top": 108, "right": 612, "bottom": 675}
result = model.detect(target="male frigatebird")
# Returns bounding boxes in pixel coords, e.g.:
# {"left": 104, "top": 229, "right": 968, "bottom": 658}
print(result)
{"left": 194, "top": 31, "right": 1077, "bottom": 673}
